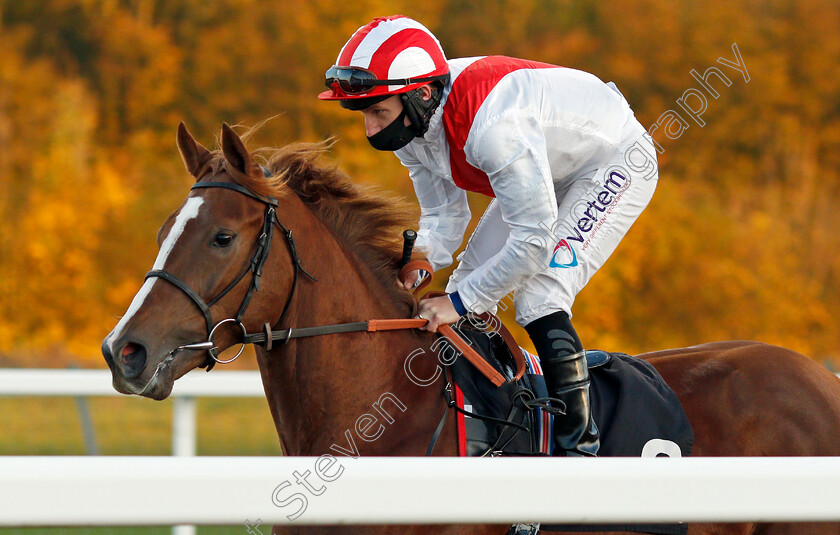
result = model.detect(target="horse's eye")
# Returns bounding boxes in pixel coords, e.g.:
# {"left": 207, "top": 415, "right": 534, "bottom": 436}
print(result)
{"left": 213, "top": 232, "right": 235, "bottom": 248}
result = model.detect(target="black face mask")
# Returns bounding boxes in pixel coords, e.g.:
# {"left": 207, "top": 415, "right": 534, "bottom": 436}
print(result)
{"left": 367, "top": 109, "right": 417, "bottom": 152}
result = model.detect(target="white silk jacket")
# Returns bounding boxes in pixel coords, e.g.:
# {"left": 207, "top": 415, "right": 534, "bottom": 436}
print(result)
{"left": 395, "top": 56, "right": 650, "bottom": 314}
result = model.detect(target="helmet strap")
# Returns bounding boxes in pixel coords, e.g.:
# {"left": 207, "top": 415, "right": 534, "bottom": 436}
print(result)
{"left": 400, "top": 83, "right": 444, "bottom": 137}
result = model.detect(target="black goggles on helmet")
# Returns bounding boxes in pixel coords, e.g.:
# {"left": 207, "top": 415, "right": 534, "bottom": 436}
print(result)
{"left": 324, "top": 65, "right": 447, "bottom": 95}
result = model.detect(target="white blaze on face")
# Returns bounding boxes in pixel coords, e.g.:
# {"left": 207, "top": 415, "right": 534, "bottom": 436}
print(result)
{"left": 106, "top": 197, "right": 205, "bottom": 344}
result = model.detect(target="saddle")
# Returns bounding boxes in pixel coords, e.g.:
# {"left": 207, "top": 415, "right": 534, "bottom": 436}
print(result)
{"left": 400, "top": 264, "right": 692, "bottom": 533}
{"left": 442, "top": 316, "right": 694, "bottom": 535}
{"left": 443, "top": 316, "right": 693, "bottom": 458}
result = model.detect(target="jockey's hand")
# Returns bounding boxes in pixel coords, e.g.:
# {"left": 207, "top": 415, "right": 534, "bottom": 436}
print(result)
{"left": 416, "top": 295, "right": 460, "bottom": 332}
{"left": 397, "top": 269, "right": 429, "bottom": 291}
{"left": 398, "top": 269, "right": 420, "bottom": 290}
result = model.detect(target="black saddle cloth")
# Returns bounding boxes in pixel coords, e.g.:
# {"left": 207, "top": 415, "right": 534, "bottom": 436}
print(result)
{"left": 447, "top": 323, "right": 693, "bottom": 535}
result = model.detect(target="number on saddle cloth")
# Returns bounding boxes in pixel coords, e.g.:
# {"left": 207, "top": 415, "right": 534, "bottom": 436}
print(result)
{"left": 447, "top": 333, "right": 694, "bottom": 460}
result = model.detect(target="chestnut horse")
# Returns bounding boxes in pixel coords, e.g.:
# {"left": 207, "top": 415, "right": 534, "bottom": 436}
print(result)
{"left": 102, "top": 123, "right": 840, "bottom": 535}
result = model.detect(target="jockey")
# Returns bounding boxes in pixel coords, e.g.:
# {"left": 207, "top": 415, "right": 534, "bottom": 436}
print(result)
{"left": 318, "top": 15, "right": 659, "bottom": 456}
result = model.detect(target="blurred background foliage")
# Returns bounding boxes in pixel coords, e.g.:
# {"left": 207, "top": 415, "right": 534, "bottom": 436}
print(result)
{"left": 0, "top": 0, "right": 838, "bottom": 368}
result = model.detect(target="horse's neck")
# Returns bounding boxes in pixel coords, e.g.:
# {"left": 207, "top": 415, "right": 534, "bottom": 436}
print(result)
{"left": 257, "top": 200, "right": 448, "bottom": 457}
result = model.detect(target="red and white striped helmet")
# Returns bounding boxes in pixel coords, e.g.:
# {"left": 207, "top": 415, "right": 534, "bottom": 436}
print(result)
{"left": 319, "top": 15, "right": 449, "bottom": 102}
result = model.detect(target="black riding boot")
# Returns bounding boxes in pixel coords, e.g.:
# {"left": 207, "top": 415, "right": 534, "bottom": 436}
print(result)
{"left": 525, "top": 311, "right": 600, "bottom": 457}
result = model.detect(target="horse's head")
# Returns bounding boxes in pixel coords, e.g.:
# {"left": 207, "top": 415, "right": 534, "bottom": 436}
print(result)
{"left": 102, "top": 123, "right": 294, "bottom": 399}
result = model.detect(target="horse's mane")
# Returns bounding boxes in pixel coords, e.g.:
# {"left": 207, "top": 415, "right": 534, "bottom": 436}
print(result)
{"left": 216, "top": 136, "right": 419, "bottom": 314}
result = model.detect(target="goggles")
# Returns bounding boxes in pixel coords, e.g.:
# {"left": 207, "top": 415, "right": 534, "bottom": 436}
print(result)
{"left": 324, "top": 66, "right": 447, "bottom": 96}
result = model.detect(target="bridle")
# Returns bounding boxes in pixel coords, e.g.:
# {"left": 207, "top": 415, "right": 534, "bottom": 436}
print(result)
{"left": 145, "top": 178, "right": 316, "bottom": 371}
{"left": 143, "top": 170, "right": 523, "bottom": 390}
{"left": 143, "top": 174, "right": 430, "bottom": 373}
{"left": 139, "top": 168, "right": 532, "bottom": 455}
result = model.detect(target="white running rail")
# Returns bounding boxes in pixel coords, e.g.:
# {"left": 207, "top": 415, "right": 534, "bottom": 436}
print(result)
{"left": 0, "top": 368, "right": 264, "bottom": 456}
{"left": 2, "top": 369, "right": 840, "bottom": 528}
{"left": 1, "top": 456, "right": 840, "bottom": 525}
{"left": 0, "top": 368, "right": 265, "bottom": 534}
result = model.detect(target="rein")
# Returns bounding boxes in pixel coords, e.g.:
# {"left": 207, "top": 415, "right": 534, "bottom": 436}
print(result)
{"left": 148, "top": 177, "right": 525, "bottom": 387}
{"left": 145, "top": 174, "right": 533, "bottom": 456}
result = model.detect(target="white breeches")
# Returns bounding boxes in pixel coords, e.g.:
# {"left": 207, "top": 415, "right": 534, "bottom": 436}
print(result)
{"left": 446, "top": 137, "right": 659, "bottom": 326}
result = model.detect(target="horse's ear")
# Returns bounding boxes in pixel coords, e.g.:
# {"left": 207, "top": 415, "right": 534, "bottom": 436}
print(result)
{"left": 221, "top": 123, "right": 261, "bottom": 178}
{"left": 176, "top": 122, "right": 212, "bottom": 180}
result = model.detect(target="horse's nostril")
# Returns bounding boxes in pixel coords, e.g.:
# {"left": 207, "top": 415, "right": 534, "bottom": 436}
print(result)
{"left": 119, "top": 342, "right": 148, "bottom": 379}
{"left": 122, "top": 343, "right": 139, "bottom": 359}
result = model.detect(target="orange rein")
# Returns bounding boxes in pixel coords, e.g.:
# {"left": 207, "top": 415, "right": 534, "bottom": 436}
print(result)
{"left": 365, "top": 260, "right": 527, "bottom": 387}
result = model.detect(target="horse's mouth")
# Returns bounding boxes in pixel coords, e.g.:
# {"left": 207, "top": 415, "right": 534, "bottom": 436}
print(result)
{"left": 112, "top": 357, "right": 176, "bottom": 400}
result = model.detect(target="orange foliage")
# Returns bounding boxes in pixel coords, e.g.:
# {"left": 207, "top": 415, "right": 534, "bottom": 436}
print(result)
{"left": 0, "top": 0, "right": 837, "bottom": 367}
